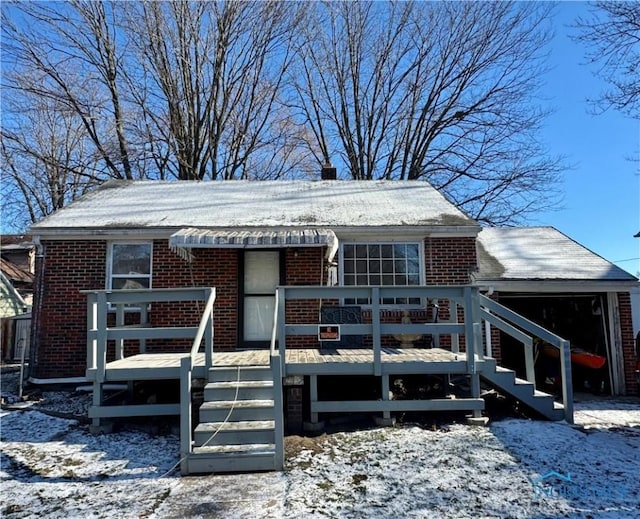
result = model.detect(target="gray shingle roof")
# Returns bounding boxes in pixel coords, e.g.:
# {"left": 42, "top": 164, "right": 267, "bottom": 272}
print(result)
{"left": 31, "top": 180, "right": 477, "bottom": 232}
{"left": 476, "top": 227, "right": 637, "bottom": 282}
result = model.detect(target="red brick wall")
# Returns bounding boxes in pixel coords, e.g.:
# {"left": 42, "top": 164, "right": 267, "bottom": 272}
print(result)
{"left": 618, "top": 292, "right": 637, "bottom": 395}
{"left": 284, "top": 248, "right": 323, "bottom": 348}
{"left": 424, "top": 236, "right": 477, "bottom": 285}
{"left": 150, "top": 243, "right": 239, "bottom": 351}
{"left": 33, "top": 241, "right": 106, "bottom": 378}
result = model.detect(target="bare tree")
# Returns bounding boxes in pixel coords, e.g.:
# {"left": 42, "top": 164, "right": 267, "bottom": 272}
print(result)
{"left": 574, "top": 1, "right": 640, "bottom": 119}
{"left": 124, "top": 0, "right": 308, "bottom": 180}
{"left": 290, "top": 1, "right": 563, "bottom": 224}
{"left": 1, "top": 1, "right": 143, "bottom": 180}
{"left": 3, "top": 0, "right": 565, "bottom": 227}
{"left": 1, "top": 92, "right": 104, "bottom": 230}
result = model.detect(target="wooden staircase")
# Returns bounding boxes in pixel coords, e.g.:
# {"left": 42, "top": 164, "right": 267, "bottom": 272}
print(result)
{"left": 186, "top": 365, "right": 279, "bottom": 474}
{"left": 480, "top": 357, "right": 565, "bottom": 421}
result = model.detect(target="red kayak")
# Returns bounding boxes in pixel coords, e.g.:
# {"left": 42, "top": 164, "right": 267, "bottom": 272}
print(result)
{"left": 542, "top": 344, "right": 606, "bottom": 370}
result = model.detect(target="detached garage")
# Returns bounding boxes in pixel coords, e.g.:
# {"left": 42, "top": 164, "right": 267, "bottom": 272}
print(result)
{"left": 475, "top": 227, "right": 638, "bottom": 396}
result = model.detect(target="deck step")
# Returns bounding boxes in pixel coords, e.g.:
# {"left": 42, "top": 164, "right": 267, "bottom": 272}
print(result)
{"left": 204, "top": 380, "right": 274, "bottom": 401}
{"left": 209, "top": 365, "right": 273, "bottom": 382}
{"left": 187, "top": 449, "right": 276, "bottom": 474}
{"left": 481, "top": 360, "right": 563, "bottom": 421}
{"left": 194, "top": 419, "right": 276, "bottom": 446}
{"left": 199, "top": 399, "right": 275, "bottom": 422}
{"left": 192, "top": 443, "right": 275, "bottom": 455}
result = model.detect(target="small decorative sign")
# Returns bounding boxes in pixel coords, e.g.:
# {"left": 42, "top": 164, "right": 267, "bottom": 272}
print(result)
{"left": 318, "top": 325, "right": 341, "bottom": 341}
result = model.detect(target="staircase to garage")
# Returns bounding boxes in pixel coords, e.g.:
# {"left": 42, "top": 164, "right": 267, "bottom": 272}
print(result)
{"left": 186, "top": 365, "right": 279, "bottom": 474}
{"left": 481, "top": 357, "right": 565, "bottom": 421}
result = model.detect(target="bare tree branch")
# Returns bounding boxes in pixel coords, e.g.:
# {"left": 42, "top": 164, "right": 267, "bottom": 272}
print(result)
{"left": 573, "top": 1, "right": 640, "bottom": 118}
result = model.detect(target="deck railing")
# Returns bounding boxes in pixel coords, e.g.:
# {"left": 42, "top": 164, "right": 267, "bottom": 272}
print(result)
{"left": 84, "top": 287, "right": 216, "bottom": 450}
{"left": 479, "top": 294, "right": 573, "bottom": 423}
{"left": 84, "top": 287, "right": 216, "bottom": 382}
{"left": 273, "top": 285, "right": 479, "bottom": 378}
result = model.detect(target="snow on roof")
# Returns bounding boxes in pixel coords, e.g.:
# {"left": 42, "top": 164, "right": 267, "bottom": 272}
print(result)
{"left": 30, "top": 180, "right": 477, "bottom": 232}
{"left": 476, "top": 227, "right": 637, "bottom": 282}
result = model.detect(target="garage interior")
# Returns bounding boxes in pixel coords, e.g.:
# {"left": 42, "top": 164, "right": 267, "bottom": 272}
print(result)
{"left": 497, "top": 293, "right": 612, "bottom": 395}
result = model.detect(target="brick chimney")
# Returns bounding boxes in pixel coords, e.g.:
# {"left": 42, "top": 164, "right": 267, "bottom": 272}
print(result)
{"left": 321, "top": 163, "right": 337, "bottom": 180}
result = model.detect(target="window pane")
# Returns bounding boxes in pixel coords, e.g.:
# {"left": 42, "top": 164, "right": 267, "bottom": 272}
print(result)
{"left": 395, "top": 259, "right": 406, "bottom": 273}
{"left": 408, "top": 274, "right": 420, "bottom": 285}
{"left": 343, "top": 245, "right": 355, "bottom": 259}
{"left": 370, "top": 274, "right": 381, "bottom": 285}
{"left": 381, "top": 244, "right": 392, "bottom": 257}
{"left": 369, "top": 260, "right": 380, "bottom": 273}
{"left": 394, "top": 244, "right": 406, "bottom": 259}
{"left": 344, "top": 260, "right": 355, "bottom": 274}
{"left": 395, "top": 274, "right": 408, "bottom": 285}
{"left": 112, "top": 244, "right": 151, "bottom": 275}
{"left": 382, "top": 274, "right": 394, "bottom": 285}
{"left": 356, "top": 260, "right": 367, "bottom": 273}
{"left": 408, "top": 258, "right": 420, "bottom": 274}
{"left": 382, "top": 260, "right": 393, "bottom": 273}
{"left": 344, "top": 274, "right": 355, "bottom": 285}
{"left": 357, "top": 274, "right": 368, "bottom": 285}
{"left": 406, "top": 244, "right": 419, "bottom": 260}
{"left": 368, "top": 245, "right": 380, "bottom": 258}
{"left": 112, "top": 277, "right": 150, "bottom": 290}
{"left": 356, "top": 244, "right": 367, "bottom": 257}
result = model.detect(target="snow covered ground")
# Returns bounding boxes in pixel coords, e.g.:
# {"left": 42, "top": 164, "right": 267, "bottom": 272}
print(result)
{"left": 2, "top": 369, "right": 640, "bottom": 518}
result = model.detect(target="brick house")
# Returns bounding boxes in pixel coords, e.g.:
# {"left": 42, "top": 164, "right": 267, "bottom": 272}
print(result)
{"left": 28, "top": 178, "right": 638, "bottom": 474}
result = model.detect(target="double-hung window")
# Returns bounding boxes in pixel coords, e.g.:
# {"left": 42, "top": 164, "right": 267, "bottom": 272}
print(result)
{"left": 342, "top": 243, "right": 422, "bottom": 305}
{"left": 107, "top": 242, "right": 152, "bottom": 291}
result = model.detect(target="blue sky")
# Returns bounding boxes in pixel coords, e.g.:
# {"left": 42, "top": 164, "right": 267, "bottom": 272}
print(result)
{"left": 534, "top": 2, "right": 639, "bottom": 277}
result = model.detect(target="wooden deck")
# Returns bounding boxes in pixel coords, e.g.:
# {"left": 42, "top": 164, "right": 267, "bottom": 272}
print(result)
{"left": 87, "top": 347, "right": 470, "bottom": 382}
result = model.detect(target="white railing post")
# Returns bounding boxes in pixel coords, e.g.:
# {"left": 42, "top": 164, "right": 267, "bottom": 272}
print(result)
{"left": 277, "top": 287, "right": 287, "bottom": 377}
{"left": 451, "top": 300, "right": 460, "bottom": 354}
{"left": 86, "top": 294, "right": 97, "bottom": 372}
{"left": 180, "top": 356, "right": 193, "bottom": 475}
{"left": 271, "top": 353, "right": 284, "bottom": 470}
{"left": 96, "top": 291, "right": 108, "bottom": 383}
{"left": 463, "top": 287, "right": 476, "bottom": 374}
{"left": 204, "top": 289, "right": 215, "bottom": 370}
{"left": 560, "top": 339, "right": 574, "bottom": 423}
{"left": 484, "top": 320, "right": 492, "bottom": 358}
{"left": 524, "top": 342, "right": 536, "bottom": 388}
{"left": 371, "top": 287, "right": 381, "bottom": 377}
{"left": 140, "top": 303, "right": 148, "bottom": 353}
{"left": 115, "top": 303, "right": 125, "bottom": 360}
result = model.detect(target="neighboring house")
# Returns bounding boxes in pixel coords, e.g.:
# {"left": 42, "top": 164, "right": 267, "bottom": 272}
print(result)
{"left": 0, "top": 237, "right": 35, "bottom": 360}
{"left": 26, "top": 178, "right": 638, "bottom": 474}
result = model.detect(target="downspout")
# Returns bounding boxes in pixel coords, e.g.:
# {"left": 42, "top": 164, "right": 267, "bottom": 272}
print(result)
{"left": 28, "top": 236, "right": 45, "bottom": 385}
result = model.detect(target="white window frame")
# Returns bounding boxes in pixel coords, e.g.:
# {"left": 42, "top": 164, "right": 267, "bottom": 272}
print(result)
{"left": 340, "top": 241, "right": 424, "bottom": 307}
{"left": 106, "top": 242, "right": 153, "bottom": 308}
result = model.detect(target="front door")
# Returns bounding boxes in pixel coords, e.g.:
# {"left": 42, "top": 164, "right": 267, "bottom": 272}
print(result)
{"left": 241, "top": 250, "right": 282, "bottom": 346}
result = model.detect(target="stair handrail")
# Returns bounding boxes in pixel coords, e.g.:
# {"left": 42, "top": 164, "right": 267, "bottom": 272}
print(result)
{"left": 479, "top": 294, "right": 573, "bottom": 423}
{"left": 189, "top": 287, "right": 217, "bottom": 370}
{"left": 180, "top": 286, "right": 217, "bottom": 474}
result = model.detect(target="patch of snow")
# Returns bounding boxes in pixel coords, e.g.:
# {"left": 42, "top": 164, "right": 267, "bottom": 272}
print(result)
{"left": 2, "top": 371, "right": 639, "bottom": 518}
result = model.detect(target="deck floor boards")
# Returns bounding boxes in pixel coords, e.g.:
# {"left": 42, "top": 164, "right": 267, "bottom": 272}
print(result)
{"left": 90, "top": 348, "right": 465, "bottom": 381}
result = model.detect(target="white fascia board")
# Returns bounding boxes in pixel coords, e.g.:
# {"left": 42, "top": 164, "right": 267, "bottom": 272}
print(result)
{"left": 31, "top": 228, "right": 177, "bottom": 241}
{"left": 473, "top": 279, "right": 640, "bottom": 294}
{"left": 335, "top": 225, "right": 480, "bottom": 241}
{"left": 33, "top": 224, "right": 481, "bottom": 242}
